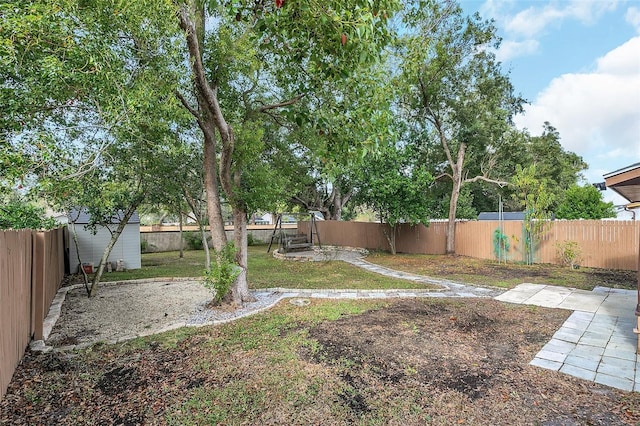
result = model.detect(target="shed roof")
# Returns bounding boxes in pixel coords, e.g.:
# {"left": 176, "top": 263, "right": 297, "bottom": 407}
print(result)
{"left": 604, "top": 162, "right": 640, "bottom": 203}
{"left": 478, "top": 212, "right": 526, "bottom": 221}
{"left": 68, "top": 208, "right": 140, "bottom": 225}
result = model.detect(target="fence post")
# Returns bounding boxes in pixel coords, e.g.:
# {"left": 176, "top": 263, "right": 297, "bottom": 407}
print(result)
{"left": 32, "top": 232, "right": 45, "bottom": 341}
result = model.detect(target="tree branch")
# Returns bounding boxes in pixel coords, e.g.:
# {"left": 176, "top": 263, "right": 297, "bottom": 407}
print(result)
{"left": 463, "top": 175, "right": 510, "bottom": 187}
{"left": 175, "top": 90, "right": 199, "bottom": 119}
{"left": 433, "top": 172, "right": 453, "bottom": 181}
{"left": 257, "top": 94, "right": 306, "bottom": 112}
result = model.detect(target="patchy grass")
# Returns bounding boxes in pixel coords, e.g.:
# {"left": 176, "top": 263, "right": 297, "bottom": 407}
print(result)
{"left": 3, "top": 298, "right": 640, "bottom": 425}
{"left": 365, "top": 252, "right": 637, "bottom": 290}
{"left": 100, "top": 246, "right": 440, "bottom": 290}
{"left": 96, "top": 245, "right": 635, "bottom": 291}
{"left": 101, "top": 250, "right": 207, "bottom": 282}
{"left": 246, "top": 247, "right": 439, "bottom": 290}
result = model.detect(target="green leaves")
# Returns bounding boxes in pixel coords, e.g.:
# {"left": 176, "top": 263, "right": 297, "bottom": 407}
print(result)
{"left": 356, "top": 142, "right": 433, "bottom": 227}
{"left": 0, "top": 199, "right": 56, "bottom": 230}
{"left": 556, "top": 185, "right": 616, "bottom": 220}
{"left": 203, "top": 243, "right": 241, "bottom": 304}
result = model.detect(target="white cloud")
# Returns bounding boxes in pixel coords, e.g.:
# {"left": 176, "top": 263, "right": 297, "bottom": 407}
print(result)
{"left": 505, "top": 5, "right": 563, "bottom": 38}
{"left": 595, "top": 34, "right": 640, "bottom": 75}
{"left": 514, "top": 36, "right": 640, "bottom": 179}
{"left": 596, "top": 148, "right": 626, "bottom": 160}
{"left": 495, "top": 39, "right": 539, "bottom": 62}
{"left": 504, "top": 1, "right": 619, "bottom": 38}
{"left": 626, "top": 6, "right": 640, "bottom": 33}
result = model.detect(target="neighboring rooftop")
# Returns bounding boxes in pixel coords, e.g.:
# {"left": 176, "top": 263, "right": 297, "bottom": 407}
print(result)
{"left": 68, "top": 208, "right": 140, "bottom": 225}
{"left": 478, "top": 212, "right": 526, "bottom": 221}
{"left": 604, "top": 162, "right": 640, "bottom": 203}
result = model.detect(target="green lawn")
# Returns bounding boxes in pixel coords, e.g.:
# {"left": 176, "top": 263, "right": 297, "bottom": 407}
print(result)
{"left": 100, "top": 245, "right": 440, "bottom": 290}
{"left": 98, "top": 245, "right": 637, "bottom": 291}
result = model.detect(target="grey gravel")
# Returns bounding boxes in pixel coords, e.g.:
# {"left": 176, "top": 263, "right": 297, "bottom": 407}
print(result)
{"left": 46, "top": 279, "right": 284, "bottom": 348}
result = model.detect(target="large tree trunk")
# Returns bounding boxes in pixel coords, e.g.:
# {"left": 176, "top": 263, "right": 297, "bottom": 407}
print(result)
{"left": 444, "top": 142, "right": 466, "bottom": 255}
{"left": 230, "top": 206, "right": 254, "bottom": 305}
{"left": 328, "top": 186, "right": 353, "bottom": 220}
{"left": 180, "top": 4, "right": 251, "bottom": 304}
{"left": 203, "top": 127, "right": 227, "bottom": 252}
{"left": 446, "top": 183, "right": 459, "bottom": 255}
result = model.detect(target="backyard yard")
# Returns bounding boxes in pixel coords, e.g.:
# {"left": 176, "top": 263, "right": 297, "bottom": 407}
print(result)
{"left": 1, "top": 246, "right": 639, "bottom": 424}
{"left": 101, "top": 245, "right": 637, "bottom": 291}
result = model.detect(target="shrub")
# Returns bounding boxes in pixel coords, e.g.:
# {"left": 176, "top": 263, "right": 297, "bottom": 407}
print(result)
{"left": 184, "top": 231, "right": 208, "bottom": 250}
{"left": 0, "top": 200, "right": 57, "bottom": 230}
{"left": 555, "top": 240, "right": 582, "bottom": 269}
{"left": 202, "top": 242, "right": 241, "bottom": 304}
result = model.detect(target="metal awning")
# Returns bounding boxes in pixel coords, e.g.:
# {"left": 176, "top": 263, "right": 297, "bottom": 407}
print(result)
{"left": 604, "top": 162, "right": 640, "bottom": 203}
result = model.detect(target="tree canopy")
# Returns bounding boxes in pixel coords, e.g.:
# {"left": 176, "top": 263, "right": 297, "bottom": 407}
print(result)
{"left": 1, "top": 0, "right": 599, "bottom": 300}
{"left": 556, "top": 185, "right": 617, "bottom": 220}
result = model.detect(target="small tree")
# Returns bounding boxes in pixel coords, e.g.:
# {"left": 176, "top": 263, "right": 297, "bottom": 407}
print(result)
{"left": 555, "top": 240, "right": 582, "bottom": 269}
{"left": 356, "top": 144, "right": 433, "bottom": 254}
{"left": 511, "top": 164, "right": 554, "bottom": 265}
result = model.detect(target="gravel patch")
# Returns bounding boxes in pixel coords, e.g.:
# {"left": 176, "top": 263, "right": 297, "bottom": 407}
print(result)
{"left": 46, "top": 279, "right": 284, "bottom": 348}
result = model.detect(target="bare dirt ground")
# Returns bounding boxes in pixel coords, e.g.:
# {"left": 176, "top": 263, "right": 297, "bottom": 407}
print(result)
{"left": 305, "top": 299, "right": 640, "bottom": 425}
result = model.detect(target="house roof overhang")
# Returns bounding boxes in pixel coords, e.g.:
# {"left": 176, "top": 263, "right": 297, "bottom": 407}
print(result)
{"left": 603, "top": 162, "right": 640, "bottom": 203}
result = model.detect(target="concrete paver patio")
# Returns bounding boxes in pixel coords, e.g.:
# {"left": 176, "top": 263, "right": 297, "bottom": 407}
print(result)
{"left": 497, "top": 284, "right": 639, "bottom": 391}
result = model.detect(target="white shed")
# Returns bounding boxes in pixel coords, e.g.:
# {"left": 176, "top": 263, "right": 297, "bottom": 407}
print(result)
{"left": 68, "top": 208, "right": 141, "bottom": 273}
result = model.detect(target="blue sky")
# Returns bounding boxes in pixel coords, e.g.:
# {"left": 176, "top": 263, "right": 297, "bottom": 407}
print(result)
{"left": 460, "top": 0, "right": 640, "bottom": 208}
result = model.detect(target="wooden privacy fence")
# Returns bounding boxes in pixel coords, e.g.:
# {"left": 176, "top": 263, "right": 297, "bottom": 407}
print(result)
{"left": 298, "top": 220, "right": 640, "bottom": 271}
{"left": 1, "top": 228, "right": 65, "bottom": 400}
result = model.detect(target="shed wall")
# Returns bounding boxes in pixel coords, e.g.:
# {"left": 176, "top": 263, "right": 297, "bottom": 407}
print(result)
{"left": 68, "top": 224, "right": 141, "bottom": 272}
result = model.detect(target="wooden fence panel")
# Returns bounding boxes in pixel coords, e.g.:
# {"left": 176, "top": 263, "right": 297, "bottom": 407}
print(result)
{"left": 32, "top": 229, "right": 65, "bottom": 340}
{"left": 0, "top": 230, "right": 33, "bottom": 400}
{"left": 302, "top": 221, "right": 448, "bottom": 254}
{"left": 395, "top": 222, "right": 447, "bottom": 254}
{"left": 537, "top": 221, "right": 640, "bottom": 270}
{"left": 1, "top": 228, "right": 66, "bottom": 400}
{"left": 299, "top": 220, "right": 639, "bottom": 271}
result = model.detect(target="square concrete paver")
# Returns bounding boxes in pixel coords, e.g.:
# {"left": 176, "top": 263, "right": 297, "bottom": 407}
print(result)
{"left": 558, "top": 291, "right": 606, "bottom": 312}
{"left": 524, "top": 287, "right": 573, "bottom": 308}
{"left": 598, "top": 356, "right": 636, "bottom": 381}
{"left": 560, "top": 363, "right": 596, "bottom": 381}
{"left": 598, "top": 294, "right": 637, "bottom": 318}
{"left": 494, "top": 283, "right": 546, "bottom": 304}
{"left": 552, "top": 327, "right": 584, "bottom": 344}
{"left": 529, "top": 357, "right": 562, "bottom": 371}
{"left": 595, "top": 373, "right": 634, "bottom": 392}
{"left": 497, "top": 284, "right": 640, "bottom": 392}
{"left": 563, "top": 353, "right": 600, "bottom": 372}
